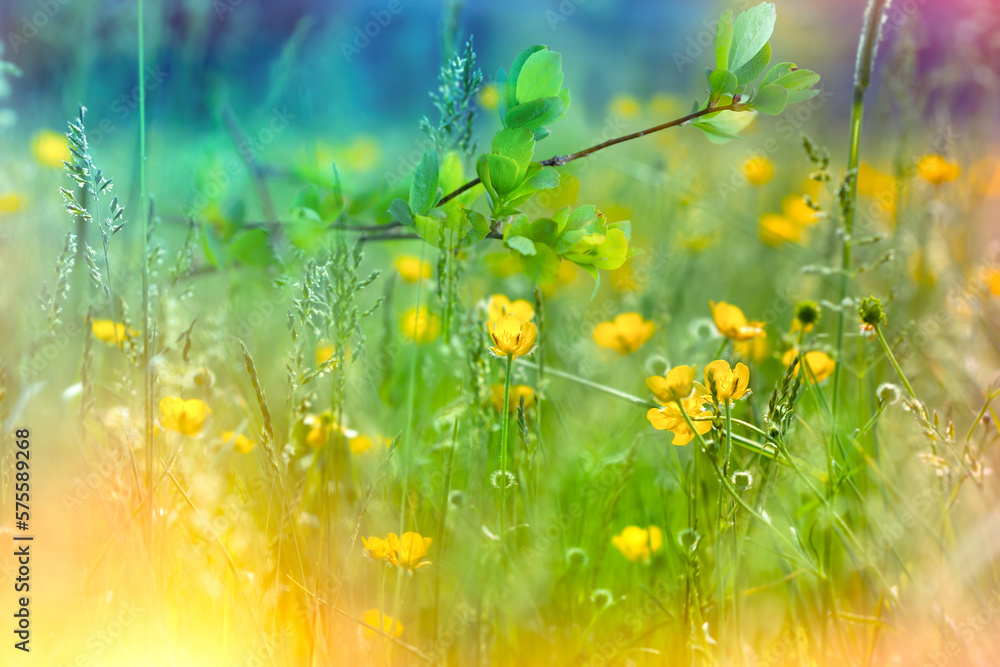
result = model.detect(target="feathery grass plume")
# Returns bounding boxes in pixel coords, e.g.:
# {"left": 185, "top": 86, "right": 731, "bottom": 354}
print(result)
{"left": 239, "top": 340, "right": 278, "bottom": 470}
{"left": 39, "top": 232, "right": 77, "bottom": 332}
{"left": 420, "top": 36, "right": 483, "bottom": 155}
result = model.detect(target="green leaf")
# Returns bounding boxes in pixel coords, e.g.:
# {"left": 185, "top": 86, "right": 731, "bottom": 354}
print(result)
{"left": 524, "top": 243, "right": 560, "bottom": 284}
{"left": 787, "top": 87, "right": 821, "bottom": 105}
{"left": 228, "top": 229, "right": 274, "bottom": 267}
{"left": 762, "top": 62, "right": 796, "bottom": 87}
{"left": 464, "top": 209, "right": 490, "bottom": 246}
{"left": 506, "top": 45, "right": 548, "bottom": 110}
{"left": 286, "top": 217, "right": 329, "bottom": 251}
{"left": 732, "top": 42, "right": 771, "bottom": 85}
{"left": 409, "top": 148, "right": 439, "bottom": 215}
{"left": 291, "top": 185, "right": 321, "bottom": 215}
{"left": 516, "top": 50, "right": 564, "bottom": 103}
{"left": 729, "top": 2, "right": 776, "bottom": 71}
{"left": 482, "top": 154, "right": 521, "bottom": 196}
{"left": 319, "top": 192, "right": 344, "bottom": 221}
{"left": 505, "top": 97, "right": 567, "bottom": 131}
{"left": 709, "top": 69, "right": 738, "bottom": 97}
{"left": 388, "top": 198, "right": 414, "bottom": 226}
{"left": 439, "top": 202, "right": 470, "bottom": 250}
{"left": 769, "top": 68, "right": 821, "bottom": 92}
{"left": 715, "top": 9, "right": 734, "bottom": 71}
{"left": 578, "top": 263, "right": 601, "bottom": 300}
{"left": 492, "top": 127, "right": 535, "bottom": 178}
{"left": 413, "top": 212, "right": 443, "bottom": 246}
{"left": 495, "top": 68, "right": 510, "bottom": 122}
{"left": 438, "top": 151, "right": 465, "bottom": 193}
{"left": 505, "top": 235, "right": 537, "bottom": 256}
{"left": 748, "top": 83, "right": 789, "bottom": 115}
{"left": 527, "top": 166, "right": 559, "bottom": 190}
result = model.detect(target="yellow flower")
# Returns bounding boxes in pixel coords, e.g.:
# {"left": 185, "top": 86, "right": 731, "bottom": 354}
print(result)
{"left": 646, "top": 392, "right": 713, "bottom": 446}
{"left": 362, "top": 536, "right": 393, "bottom": 562}
{"left": 487, "top": 315, "right": 537, "bottom": 358}
{"left": 401, "top": 306, "right": 441, "bottom": 343}
{"left": 608, "top": 94, "right": 641, "bottom": 120}
{"left": 611, "top": 526, "right": 663, "bottom": 562}
{"left": 782, "top": 194, "right": 818, "bottom": 226}
{"left": 759, "top": 213, "right": 802, "bottom": 247}
{"left": 350, "top": 434, "right": 390, "bottom": 455}
{"left": 490, "top": 384, "right": 536, "bottom": 412}
{"left": 342, "top": 135, "right": 380, "bottom": 172}
{"left": 743, "top": 157, "right": 774, "bottom": 186}
{"left": 0, "top": 193, "right": 23, "bottom": 214}
{"left": 917, "top": 154, "right": 960, "bottom": 186}
{"left": 386, "top": 532, "right": 433, "bottom": 571}
{"left": 361, "top": 609, "right": 404, "bottom": 641}
{"left": 477, "top": 83, "right": 499, "bottom": 110}
{"left": 646, "top": 365, "right": 696, "bottom": 405}
{"left": 396, "top": 255, "right": 432, "bottom": 283}
{"left": 592, "top": 313, "right": 655, "bottom": 354}
{"left": 159, "top": 397, "right": 210, "bottom": 436}
{"left": 222, "top": 431, "right": 255, "bottom": 454}
{"left": 710, "top": 302, "right": 764, "bottom": 342}
{"left": 734, "top": 334, "right": 770, "bottom": 362}
{"left": 91, "top": 319, "right": 138, "bottom": 348}
{"left": 315, "top": 341, "right": 336, "bottom": 366}
{"left": 988, "top": 269, "right": 1000, "bottom": 297}
{"left": 700, "top": 360, "right": 750, "bottom": 402}
{"left": 487, "top": 294, "right": 534, "bottom": 324}
{"left": 782, "top": 349, "right": 836, "bottom": 383}
{"left": 31, "top": 130, "right": 70, "bottom": 168}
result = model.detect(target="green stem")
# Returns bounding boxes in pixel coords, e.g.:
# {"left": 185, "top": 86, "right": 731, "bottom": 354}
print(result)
{"left": 499, "top": 354, "right": 513, "bottom": 540}
{"left": 873, "top": 324, "right": 916, "bottom": 400}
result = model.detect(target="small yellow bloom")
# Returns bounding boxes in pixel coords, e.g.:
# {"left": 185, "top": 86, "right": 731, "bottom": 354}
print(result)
{"left": 477, "top": 83, "right": 499, "bottom": 110}
{"left": 361, "top": 609, "right": 404, "bottom": 641}
{"left": 395, "top": 255, "right": 432, "bottom": 283}
{"left": 342, "top": 135, "right": 380, "bottom": 172}
{"left": 611, "top": 526, "right": 663, "bottom": 562}
{"left": 743, "top": 157, "right": 774, "bottom": 186}
{"left": 592, "top": 313, "right": 655, "bottom": 355}
{"left": 222, "top": 431, "right": 255, "bottom": 453}
{"left": 988, "top": 269, "right": 1000, "bottom": 297}
{"left": 734, "top": 334, "right": 770, "bottom": 362}
{"left": 350, "top": 434, "right": 390, "bottom": 455}
{"left": 608, "top": 94, "right": 641, "bottom": 120}
{"left": 917, "top": 154, "right": 960, "bottom": 186}
{"left": 386, "top": 531, "right": 433, "bottom": 571}
{"left": 31, "top": 130, "right": 71, "bottom": 168}
{"left": 646, "top": 392, "right": 713, "bottom": 446}
{"left": 487, "top": 315, "right": 537, "bottom": 358}
{"left": 362, "top": 536, "right": 393, "bottom": 562}
{"left": 710, "top": 302, "right": 765, "bottom": 342}
{"left": 782, "top": 349, "right": 836, "bottom": 383}
{"left": 315, "top": 341, "right": 336, "bottom": 366}
{"left": 0, "top": 193, "right": 23, "bottom": 214}
{"left": 159, "top": 397, "right": 210, "bottom": 436}
{"left": 490, "top": 384, "right": 536, "bottom": 412}
{"left": 487, "top": 294, "right": 534, "bottom": 324}
{"left": 401, "top": 306, "right": 441, "bottom": 343}
{"left": 91, "top": 319, "right": 138, "bottom": 348}
{"left": 759, "top": 213, "right": 803, "bottom": 247}
{"left": 646, "top": 365, "right": 696, "bottom": 405}
{"left": 782, "top": 194, "right": 818, "bottom": 226}
{"left": 701, "top": 360, "right": 750, "bottom": 402}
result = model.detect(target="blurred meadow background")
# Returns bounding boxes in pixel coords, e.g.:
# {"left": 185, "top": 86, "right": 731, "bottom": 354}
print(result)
{"left": 1, "top": 0, "right": 1000, "bottom": 665}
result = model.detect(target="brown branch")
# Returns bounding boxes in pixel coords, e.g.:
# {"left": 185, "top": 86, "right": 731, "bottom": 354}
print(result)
{"left": 437, "top": 103, "right": 738, "bottom": 206}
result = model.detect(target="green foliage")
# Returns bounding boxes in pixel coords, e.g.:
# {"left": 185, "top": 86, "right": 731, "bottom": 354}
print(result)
{"left": 497, "top": 45, "right": 571, "bottom": 140}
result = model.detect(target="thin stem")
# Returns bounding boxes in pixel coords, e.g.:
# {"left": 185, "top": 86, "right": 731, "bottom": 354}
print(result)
{"left": 499, "top": 354, "right": 514, "bottom": 540}
{"left": 873, "top": 325, "right": 916, "bottom": 400}
{"left": 438, "top": 104, "right": 738, "bottom": 206}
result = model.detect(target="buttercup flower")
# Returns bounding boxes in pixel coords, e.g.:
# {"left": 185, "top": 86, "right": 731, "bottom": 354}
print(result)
{"left": 491, "top": 384, "right": 536, "bottom": 412}
{"left": 782, "top": 349, "right": 836, "bottom": 383}
{"left": 91, "top": 319, "right": 138, "bottom": 348}
{"left": 386, "top": 532, "right": 433, "bottom": 571}
{"left": 743, "top": 156, "right": 774, "bottom": 186}
{"left": 917, "top": 154, "right": 960, "bottom": 186}
{"left": 487, "top": 294, "right": 534, "bottom": 324}
{"left": 477, "top": 83, "right": 499, "bottom": 110}
{"left": 647, "top": 365, "right": 696, "bottom": 405}
{"left": 159, "top": 397, "right": 210, "bottom": 436}
{"left": 31, "top": 130, "right": 70, "bottom": 168}
{"left": 0, "top": 193, "right": 23, "bottom": 214}
{"left": 759, "top": 213, "right": 802, "bottom": 247}
{"left": 303, "top": 413, "right": 353, "bottom": 448}
{"left": 362, "top": 536, "right": 393, "bottom": 562}
{"left": 315, "top": 341, "right": 336, "bottom": 366}
{"left": 710, "top": 301, "right": 764, "bottom": 342}
{"left": 350, "top": 434, "right": 391, "bottom": 455}
{"left": 611, "top": 526, "right": 663, "bottom": 562}
{"left": 401, "top": 306, "right": 441, "bottom": 343}
{"left": 396, "top": 255, "right": 432, "bottom": 283}
{"left": 592, "top": 313, "right": 655, "bottom": 355}
{"left": 487, "top": 315, "right": 537, "bottom": 358}
{"left": 608, "top": 94, "right": 641, "bottom": 120}
{"left": 222, "top": 431, "right": 255, "bottom": 454}
{"left": 782, "top": 193, "right": 818, "bottom": 226}
{"left": 646, "top": 391, "right": 713, "bottom": 446}
{"left": 701, "top": 360, "right": 750, "bottom": 403}
{"left": 361, "top": 609, "right": 404, "bottom": 641}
